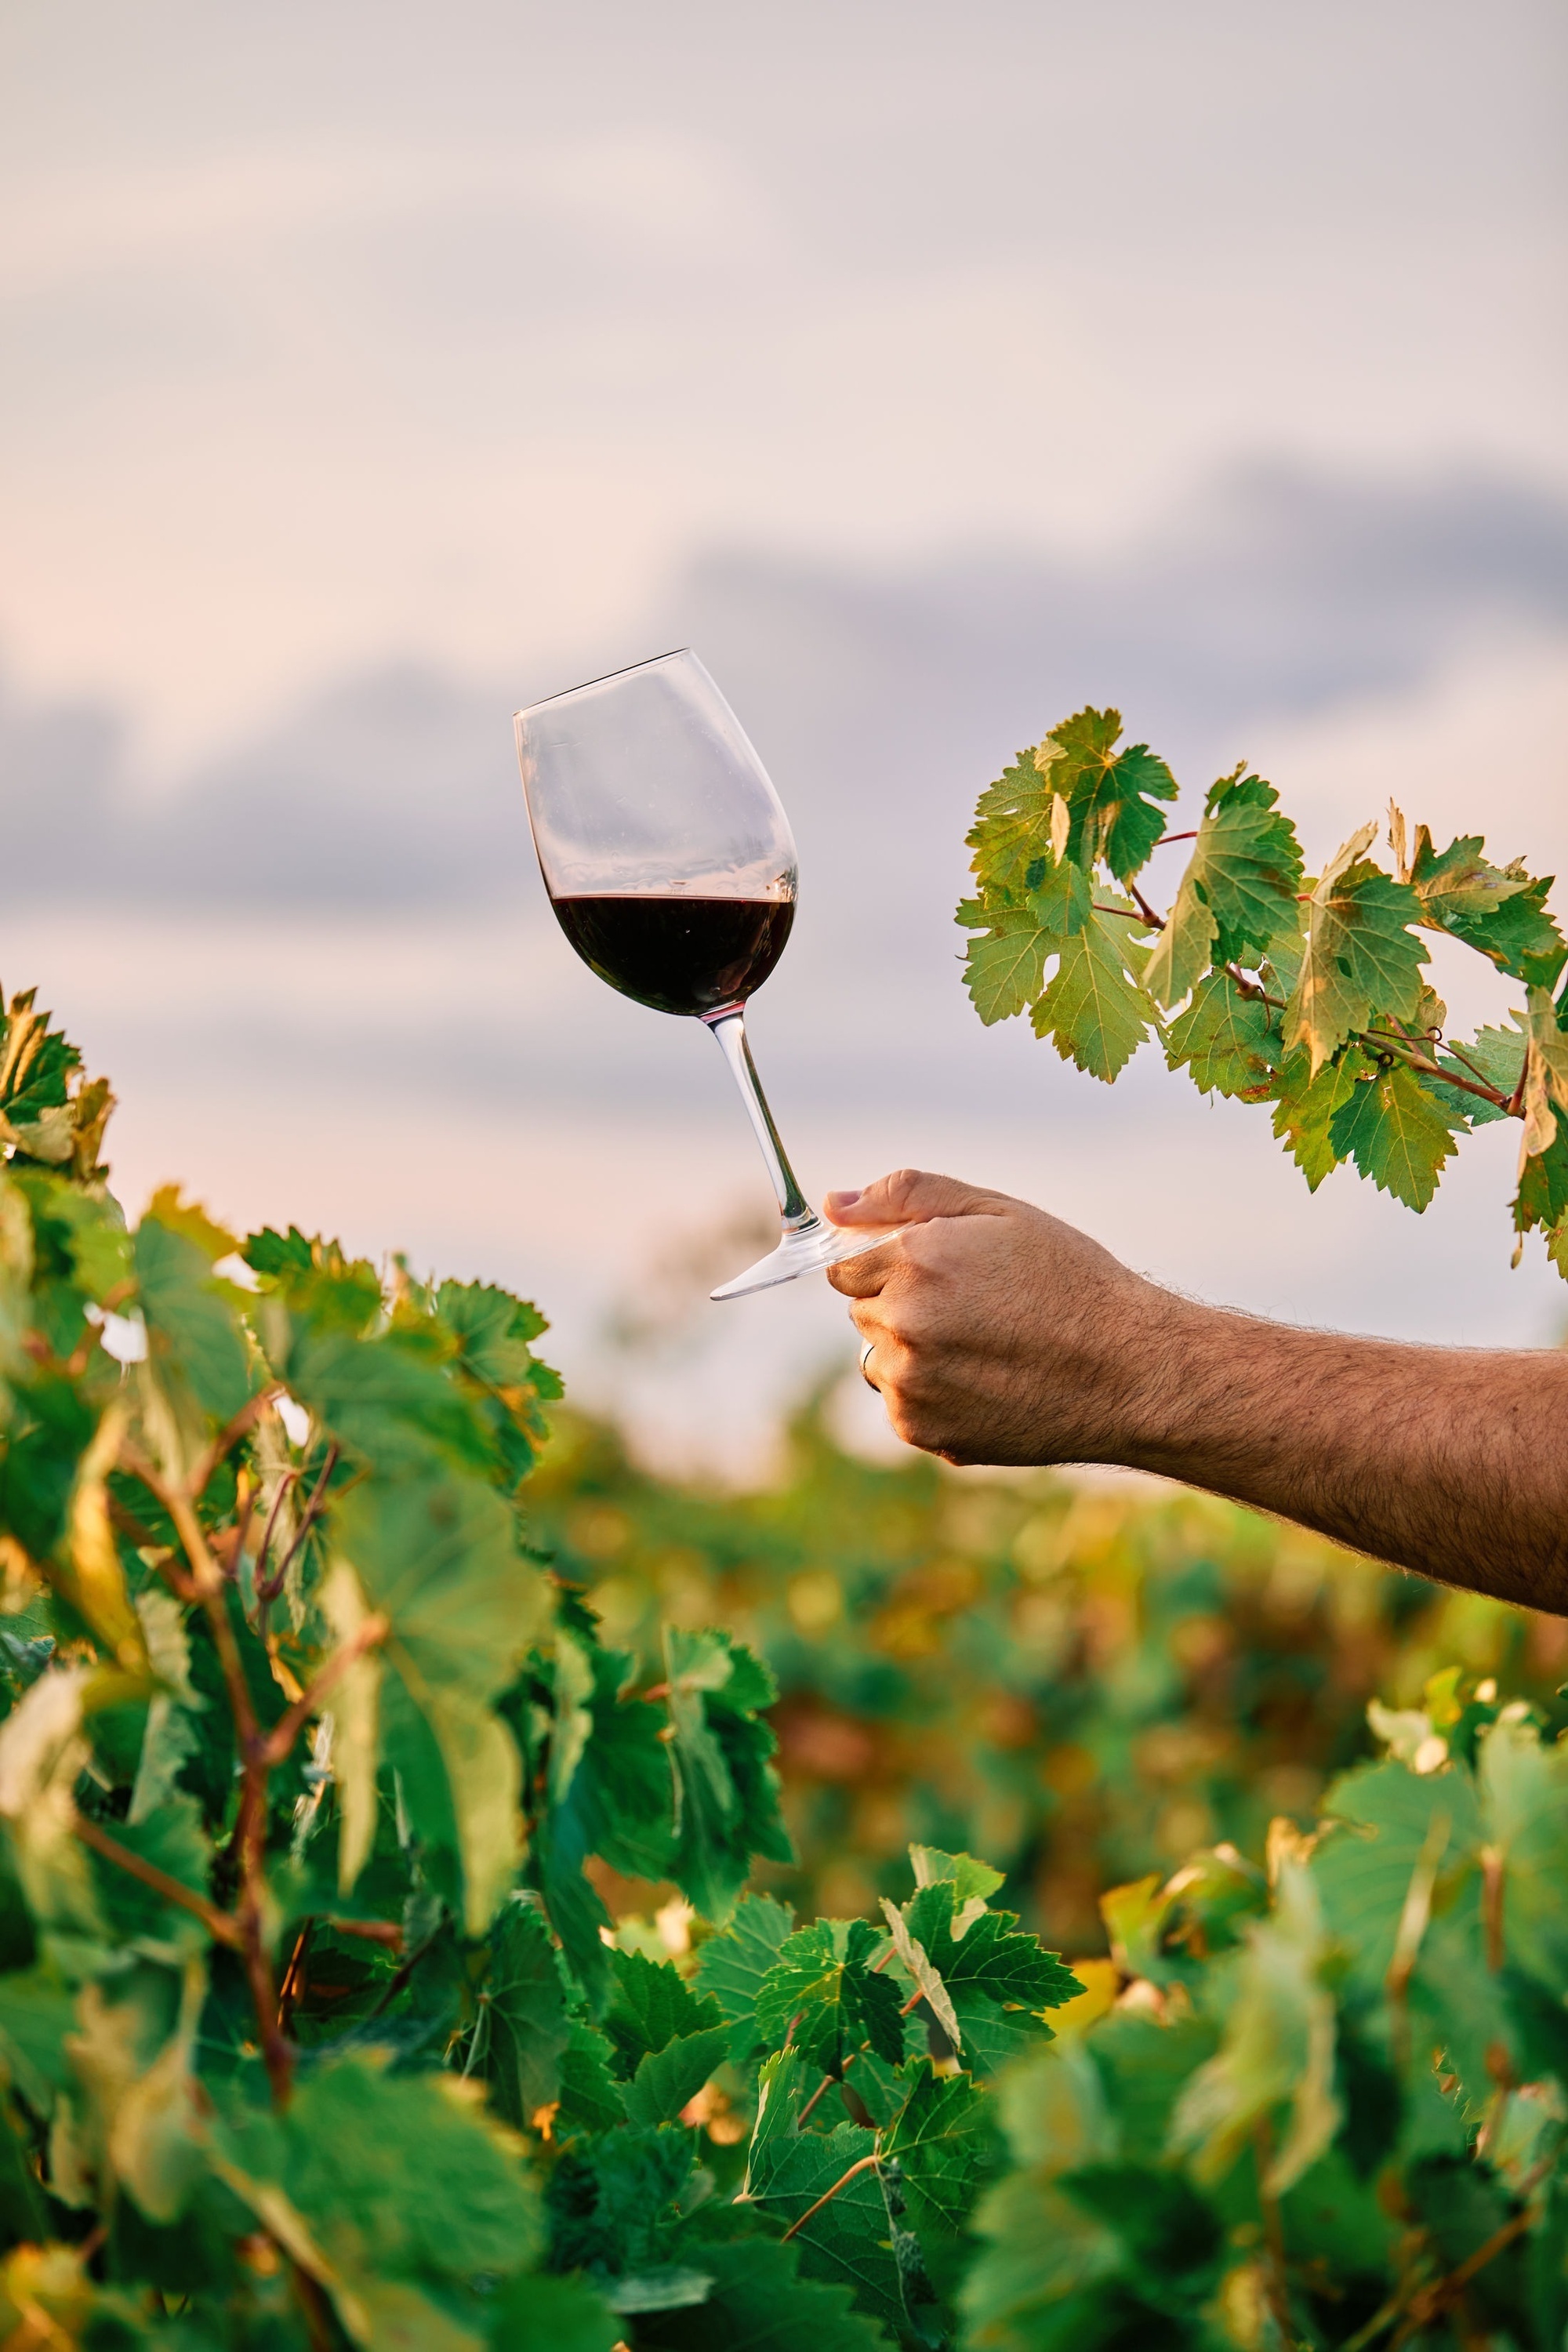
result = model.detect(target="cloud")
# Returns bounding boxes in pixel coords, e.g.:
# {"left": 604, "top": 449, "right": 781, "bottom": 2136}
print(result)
{"left": 3, "top": 461, "right": 1565, "bottom": 921}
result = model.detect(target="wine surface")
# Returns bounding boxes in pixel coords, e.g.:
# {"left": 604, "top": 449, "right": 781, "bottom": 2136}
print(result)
{"left": 550, "top": 893, "right": 796, "bottom": 1017}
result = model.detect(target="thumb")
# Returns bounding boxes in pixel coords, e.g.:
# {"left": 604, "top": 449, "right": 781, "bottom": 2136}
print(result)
{"left": 823, "top": 1167, "right": 1006, "bottom": 1229}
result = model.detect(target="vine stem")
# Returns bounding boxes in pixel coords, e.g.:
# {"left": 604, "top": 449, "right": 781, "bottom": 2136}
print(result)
{"left": 118, "top": 1439, "right": 292, "bottom": 2101}
{"left": 73, "top": 1814, "right": 242, "bottom": 1947}
{"left": 258, "top": 1614, "right": 389, "bottom": 1767}
{"left": 780, "top": 2151, "right": 881, "bottom": 2241}
{"left": 1253, "top": 2118, "right": 1296, "bottom": 2347}
{"left": 257, "top": 1443, "right": 341, "bottom": 1612}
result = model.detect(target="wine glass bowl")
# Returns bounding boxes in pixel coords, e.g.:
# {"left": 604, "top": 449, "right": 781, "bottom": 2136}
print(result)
{"left": 514, "top": 649, "right": 890, "bottom": 1299}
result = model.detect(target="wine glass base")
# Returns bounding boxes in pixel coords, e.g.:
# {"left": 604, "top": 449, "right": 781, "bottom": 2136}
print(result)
{"left": 710, "top": 1218, "right": 895, "bottom": 1301}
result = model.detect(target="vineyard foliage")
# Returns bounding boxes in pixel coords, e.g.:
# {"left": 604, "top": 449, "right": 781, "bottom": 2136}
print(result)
{"left": 5, "top": 944, "right": 1568, "bottom": 2351}
{"left": 956, "top": 707, "right": 1568, "bottom": 1253}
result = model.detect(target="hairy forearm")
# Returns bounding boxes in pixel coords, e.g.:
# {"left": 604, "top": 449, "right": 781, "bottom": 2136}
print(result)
{"left": 1118, "top": 1294, "right": 1568, "bottom": 1613}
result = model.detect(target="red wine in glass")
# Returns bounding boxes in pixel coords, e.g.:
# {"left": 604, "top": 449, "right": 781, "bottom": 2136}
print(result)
{"left": 547, "top": 895, "right": 796, "bottom": 1018}
{"left": 514, "top": 651, "right": 888, "bottom": 1298}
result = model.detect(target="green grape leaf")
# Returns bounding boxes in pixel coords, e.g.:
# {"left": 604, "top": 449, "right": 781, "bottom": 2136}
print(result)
{"left": 556, "top": 2021, "right": 627, "bottom": 2136}
{"left": 663, "top": 1628, "right": 791, "bottom": 1925}
{"left": 601, "top": 1947, "right": 723, "bottom": 2079}
{"left": 250, "top": 2055, "right": 542, "bottom": 2338}
{"left": 1143, "top": 771, "right": 1303, "bottom": 1007}
{"left": 333, "top": 1474, "right": 550, "bottom": 1933}
{"left": 432, "top": 1279, "right": 558, "bottom": 1490}
{"left": 909, "top": 1846, "right": 1005, "bottom": 1909}
{"left": 1285, "top": 831, "right": 1427, "bottom": 1074}
{"left": 961, "top": 906, "right": 1056, "bottom": 1029}
{"left": 881, "top": 2061, "right": 996, "bottom": 2242}
{"left": 544, "top": 2122, "right": 694, "bottom": 2286}
{"left": 903, "top": 1882, "right": 1081, "bottom": 2014}
{"left": 549, "top": 1641, "right": 675, "bottom": 1887}
{"left": 134, "top": 1210, "right": 252, "bottom": 1428}
{"left": 695, "top": 1891, "right": 796, "bottom": 2060}
{"left": 1030, "top": 904, "right": 1156, "bottom": 1082}
{"left": 621, "top": 2024, "right": 730, "bottom": 2129}
{"left": 481, "top": 1899, "right": 572, "bottom": 2129}
{"left": 1270, "top": 1044, "right": 1371, "bottom": 1189}
{"left": 1446, "top": 1017, "right": 1527, "bottom": 1109}
{"left": 631, "top": 2235, "right": 889, "bottom": 2352}
{"left": 1476, "top": 1713, "right": 1568, "bottom": 1987}
{"left": 1408, "top": 828, "right": 1534, "bottom": 924}
{"left": 1515, "top": 1121, "right": 1568, "bottom": 1238}
{"left": 957, "top": 2174, "right": 1121, "bottom": 2349}
{"left": 964, "top": 747, "right": 1060, "bottom": 905}
{"left": 1313, "top": 1757, "right": 1483, "bottom": 1997}
{"left": 1043, "top": 709, "right": 1179, "bottom": 883}
{"left": 1411, "top": 828, "right": 1567, "bottom": 987}
{"left": 1165, "top": 971, "right": 1283, "bottom": 1102}
{"left": 755, "top": 1918, "right": 904, "bottom": 2072}
{"left": 86, "top": 1794, "right": 212, "bottom": 1959}
{"left": 485, "top": 2268, "right": 622, "bottom": 2352}
{"left": 742, "top": 2119, "right": 905, "bottom": 2335}
{"left": 1327, "top": 1065, "right": 1465, "bottom": 1210}
{"left": 1168, "top": 1855, "right": 1339, "bottom": 2194}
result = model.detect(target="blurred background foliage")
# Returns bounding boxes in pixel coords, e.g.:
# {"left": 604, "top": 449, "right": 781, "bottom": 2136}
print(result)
{"left": 527, "top": 1383, "right": 1568, "bottom": 1956}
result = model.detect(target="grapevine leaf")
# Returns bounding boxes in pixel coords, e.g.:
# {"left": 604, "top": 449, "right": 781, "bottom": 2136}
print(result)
{"left": 481, "top": 1899, "right": 572, "bottom": 2128}
{"left": 87, "top": 1795, "right": 212, "bottom": 1959}
{"left": 632, "top": 2235, "right": 890, "bottom": 2352}
{"left": 742, "top": 2119, "right": 905, "bottom": 2335}
{"left": 958, "top": 859, "right": 1092, "bottom": 1025}
{"left": 1413, "top": 827, "right": 1567, "bottom": 986}
{"left": 1041, "top": 709, "right": 1179, "bottom": 882}
{"left": 1408, "top": 828, "right": 1534, "bottom": 924}
{"left": 754, "top": 1918, "right": 903, "bottom": 2072}
{"left": 224, "top": 2056, "right": 543, "bottom": 2342}
{"left": 958, "top": 2176, "right": 1120, "bottom": 2348}
{"left": 556, "top": 2021, "right": 627, "bottom": 2136}
{"left": 909, "top": 1846, "right": 1004, "bottom": 1909}
{"left": 1312, "top": 1757, "right": 1483, "bottom": 1997}
{"left": 601, "top": 1948, "right": 722, "bottom": 2079}
{"left": 550, "top": 1641, "right": 676, "bottom": 1887}
{"left": 881, "top": 2060, "right": 996, "bottom": 2241}
{"left": 962, "top": 907, "right": 1054, "bottom": 1028}
{"left": 663, "top": 1628, "right": 791, "bottom": 1924}
{"left": 1168, "top": 1853, "right": 1339, "bottom": 2194}
{"left": 1285, "top": 833, "right": 1427, "bottom": 1074}
{"left": 964, "top": 748, "right": 1058, "bottom": 905}
{"left": 1476, "top": 1713, "right": 1568, "bottom": 1987}
{"left": 1143, "top": 772, "right": 1303, "bottom": 1008}
{"left": 1165, "top": 971, "right": 1283, "bottom": 1102}
{"left": 1327, "top": 1066, "right": 1464, "bottom": 1210}
{"left": 1513, "top": 1123, "right": 1568, "bottom": 1238}
{"left": 1270, "top": 1045, "right": 1370, "bottom": 1190}
{"left": 1030, "top": 906, "right": 1156, "bottom": 1083}
{"left": 544, "top": 2122, "right": 694, "bottom": 2288}
{"left": 879, "top": 1896, "right": 961, "bottom": 2050}
{"left": 695, "top": 1891, "right": 796, "bottom": 2060}
{"left": 903, "top": 1883, "right": 1081, "bottom": 2013}
{"left": 335, "top": 1472, "right": 549, "bottom": 1933}
{"left": 134, "top": 1210, "right": 252, "bottom": 1428}
{"left": 485, "top": 2269, "right": 622, "bottom": 2351}
{"left": 1428, "top": 1017, "right": 1518, "bottom": 1125}
{"left": 621, "top": 2024, "right": 730, "bottom": 2129}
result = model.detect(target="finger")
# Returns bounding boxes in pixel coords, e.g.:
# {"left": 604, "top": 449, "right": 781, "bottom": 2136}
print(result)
{"left": 826, "top": 1240, "right": 902, "bottom": 1299}
{"left": 823, "top": 1167, "right": 1006, "bottom": 1230}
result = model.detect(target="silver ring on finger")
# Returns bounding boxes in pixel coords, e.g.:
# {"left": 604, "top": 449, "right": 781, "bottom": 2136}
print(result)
{"left": 859, "top": 1337, "right": 878, "bottom": 1389}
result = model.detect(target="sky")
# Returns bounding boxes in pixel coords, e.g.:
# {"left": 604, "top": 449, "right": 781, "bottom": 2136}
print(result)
{"left": 2, "top": 0, "right": 1566, "bottom": 1470}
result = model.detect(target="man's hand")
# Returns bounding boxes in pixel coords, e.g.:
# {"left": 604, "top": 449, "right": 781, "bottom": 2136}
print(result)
{"left": 825, "top": 1168, "right": 1167, "bottom": 1466}
{"left": 826, "top": 1167, "right": 1568, "bottom": 1613}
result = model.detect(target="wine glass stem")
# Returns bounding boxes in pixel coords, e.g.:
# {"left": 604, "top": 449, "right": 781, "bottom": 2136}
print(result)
{"left": 703, "top": 1007, "right": 818, "bottom": 1232}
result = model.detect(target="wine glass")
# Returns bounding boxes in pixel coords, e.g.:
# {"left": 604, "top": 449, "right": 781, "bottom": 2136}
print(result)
{"left": 514, "top": 649, "right": 889, "bottom": 1299}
